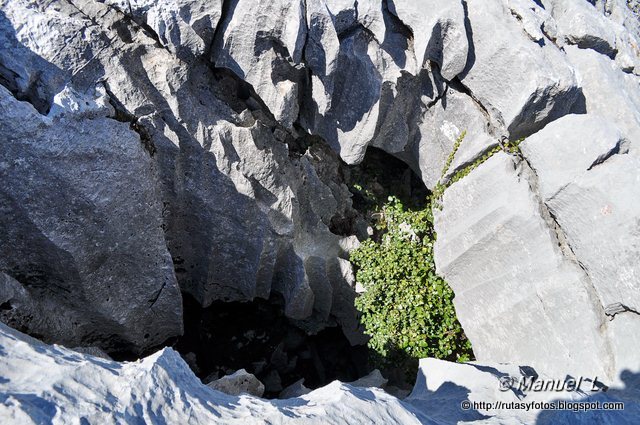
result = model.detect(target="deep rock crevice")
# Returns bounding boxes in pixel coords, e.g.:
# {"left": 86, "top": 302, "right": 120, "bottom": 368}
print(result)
{"left": 514, "top": 153, "right": 616, "bottom": 375}
{"left": 173, "top": 293, "right": 372, "bottom": 398}
{"left": 103, "top": 82, "right": 157, "bottom": 156}
{"left": 164, "top": 146, "right": 429, "bottom": 398}
{"left": 2, "top": 0, "right": 640, "bottom": 420}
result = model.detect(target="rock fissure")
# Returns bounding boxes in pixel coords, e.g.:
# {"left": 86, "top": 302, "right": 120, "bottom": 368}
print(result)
{"left": 515, "top": 153, "right": 616, "bottom": 375}
{"left": 100, "top": 2, "right": 171, "bottom": 55}
{"left": 63, "top": 0, "right": 101, "bottom": 29}
{"left": 209, "top": 0, "right": 235, "bottom": 58}
{"left": 148, "top": 280, "right": 168, "bottom": 309}
{"left": 449, "top": 77, "right": 502, "bottom": 137}
{"left": 441, "top": 140, "right": 501, "bottom": 182}
{"left": 587, "top": 138, "right": 631, "bottom": 170}
{"left": 0, "top": 67, "right": 51, "bottom": 114}
{"left": 604, "top": 302, "right": 640, "bottom": 319}
{"left": 102, "top": 82, "right": 156, "bottom": 156}
{"left": 382, "top": 0, "right": 414, "bottom": 43}
{"left": 425, "top": 79, "right": 450, "bottom": 109}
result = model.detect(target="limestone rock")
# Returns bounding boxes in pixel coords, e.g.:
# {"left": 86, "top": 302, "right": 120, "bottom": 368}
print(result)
{"left": 325, "top": 0, "right": 385, "bottom": 42}
{"left": 506, "top": 0, "right": 555, "bottom": 45}
{"left": 279, "top": 378, "right": 312, "bottom": 399}
{"left": 519, "top": 114, "right": 628, "bottom": 200}
{"left": 70, "top": 346, "right": 112, "bottom": 360}
{"left": 2, "top": 324, "right": 640, "bottom": 424}
{"left": 207, "top": 369, "right": 265, "bottom": 397}
{"left": 387, "top": 0, "right": 468, "bottom": 79}
{"left": 459, "top": 0, "right": 582, "bottom": 140}
{"left": 434, "top": 152, "right": 611, "bottom": 380}
{"left": 3, "top": 4, "right": 640, "bottom": 423}
{"left": 401, "top": 83, "right": 497, "bottom": 188}
{"left": 0, "top": 86, "right": 183, "bottom": 355}
{"left": 0, "top": 6, "right": 66, "bottom": 114}
{"left": 520, "top": 114, "right": 640, "bottom": 375}
{"left": 348, "top": 369, "right": 388, "bottom": 388}
{"left": 104, "top": 0, "right": 223, "bottom": 60}
{"left": 0, "top": 0, "right": 365, "bottom": 341}
{"left": 212, "top": 0, "right": 306, "bottom": 128}
{"left": 549, "top": 0, "right": 618, "bottom": 57}
{"left": 565, "top": 45, "right": 640, "bottom": 141}
{"left": 433, "top": 12, "right": 640, "bottom": 383}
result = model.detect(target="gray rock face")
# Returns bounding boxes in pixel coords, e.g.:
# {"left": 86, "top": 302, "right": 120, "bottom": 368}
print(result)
{"left": 434, "top": 152, "right": 611, "bottom": 381}
{"left": 549, "top": 0, "right": 619, "bottom": 57}
{"left": 347, "top": 369, "right": 388, "bottom": 389}
{"left": 0, "top": 10, "right": 66, "bottom": 114}
{"left": 387, "top": 0, "right": 469, "bottom": 79}
{"left": 435, "top": 112, "right": 640, "bottom": 384}
{"left": 70, "top": 346, "right": 112, "bottom": 360}
{"left": 402, "top": 84, "right": 496, "bottom": 187}
{"left": 432, "top": 0, "right": 640, "bottom": 388}
{"left": 459, "top": 0, "right": 582, "bottom": 140}
{"left": 104, "top": 0, "right": 223, "bottom": 60}
{"left": 590, "top": 0, "right": 640, "bottom": 74}
{"left": 0, "top": 0, "right": 365, "bottom": 350}
{"left": 0, "top": 85, "right": 183, "bottom": 355}
{"left": 212, "top": 0, "right": 306, "bottom": 128}
{"left": 279, "top": 378, "right": 311, "bottom": 399}
{"left": 565, "top": 45, "right": 640, "bottom": 140}
{"left": 299, "top": 1, "right": 476, "bottom": 170}
{"left": 521, "top": 114, "right": 640, "bottom": 377}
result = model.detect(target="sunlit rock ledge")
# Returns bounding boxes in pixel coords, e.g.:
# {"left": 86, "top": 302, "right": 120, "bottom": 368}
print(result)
{"left": 1, "top": 323, "right": 638, "bottom": 424}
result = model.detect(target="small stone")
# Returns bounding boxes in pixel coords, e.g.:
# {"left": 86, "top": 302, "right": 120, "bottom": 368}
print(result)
{"left": 206, "top": 369, "right": 265, "bottom": 397}
{"left": 70, "top": 346, "right": 112, "bottom": 360}
{"left": 279, "top": 378, "right": 312, "bottom": 399}
{"left": 182, "top": 353, "right": 200, "bottom": 375}
{"left": 348, "top": 369, "right": 388, "bottom": 389}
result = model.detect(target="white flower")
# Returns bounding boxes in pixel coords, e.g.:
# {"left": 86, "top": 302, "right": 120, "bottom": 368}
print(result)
{"left": 398, "top": 222, "right": 419, "bottom": 242}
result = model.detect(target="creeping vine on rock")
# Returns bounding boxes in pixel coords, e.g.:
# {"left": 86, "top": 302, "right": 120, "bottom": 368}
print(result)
{"left": 432, "top": 134, "right": 524, "bottom": 207}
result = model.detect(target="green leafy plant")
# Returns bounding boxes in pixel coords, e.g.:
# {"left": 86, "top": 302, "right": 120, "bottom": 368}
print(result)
{"left": 433, "top": 136, "right": 524, "bottom": 207}
{"left": 441, "top": 130, "right": 467, "bottom": 180}
{"left": 351, "top": 195, "right": 473, "bottom": 374}
{"left": 350, "top": 132, "right": 524, "bottom": 375}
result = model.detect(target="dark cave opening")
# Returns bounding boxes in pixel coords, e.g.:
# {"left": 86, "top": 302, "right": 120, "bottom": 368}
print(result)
{"left": 93, "top": 144, "right": 460, "bottom": 401}
{"left": 164, "top": 146, "right": 431, "bottom": 398}
{"left": 0, "top": 140, "right": 437, "bottom": 401}
{"left": 0, "top": 143, "right": 432, "bottom": 399}
{"left": 329, "top": 145, "right": 430, "bottom": 240}
{"left": 347, "top": 146, "right": 430, "bottom": 212}
{"left": 172, "top": 293, "right": 372, "bottom": 398}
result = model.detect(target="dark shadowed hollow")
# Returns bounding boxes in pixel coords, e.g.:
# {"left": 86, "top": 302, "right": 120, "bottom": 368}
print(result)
{"left": 173, "top": 293, "right": 371, "bottom": 398}
{"left": 166, "top": 147, "right": 430, "bottom": 398}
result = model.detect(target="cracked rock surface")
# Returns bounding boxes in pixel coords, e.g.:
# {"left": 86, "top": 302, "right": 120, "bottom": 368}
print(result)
{"left": 433, "top": 0, "right": 640, "bottom": 386}
{"left": 0, "top": 0, "right": 640, "bottom": 421}
{"left": 0, "top": 0, "right": 367, "bottom": 353}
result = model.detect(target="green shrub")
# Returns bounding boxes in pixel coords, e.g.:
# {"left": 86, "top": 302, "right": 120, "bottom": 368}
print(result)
{"left": 350, "top": 196, "right": 473, "bottom": 372}
{"left": 350, "top": 133, "right": 526, "bottom": 374}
